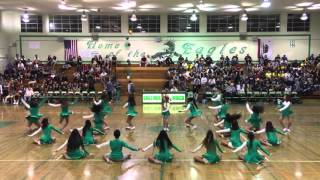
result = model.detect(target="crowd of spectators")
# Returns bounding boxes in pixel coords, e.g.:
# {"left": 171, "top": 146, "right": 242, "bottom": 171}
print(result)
{"left": 0, "top": 54, "right": 120, "bottom": 104}
{"left": 165, "top": 53, "right": 320, "bottom": 98}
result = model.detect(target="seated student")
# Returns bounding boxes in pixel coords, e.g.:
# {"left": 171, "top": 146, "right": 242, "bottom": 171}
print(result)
{"left": 140, "top": 55, "right": 147, "bottom": 67}
{"left": 233, "top": 132, "right": 270, "bottom": 165}
{"left": 255, "top": 121, "right": 287, "bottom": 146}
{"left": 73, "top": 120, "right": 105, "bottom": 145}
{"left": 142, "top": 130, "right": 182, "bottom": 164}
{"left": 96, "top": 129, "right": 140, "bottom": 163}
{"left": 28, "top": 117, "right": 63, "bottom": 145}
{"left": 192, "top": 130, "right": 224, "bottom": 164}
{"left": 55, "top": 129, "right": 91, "bottom": 160}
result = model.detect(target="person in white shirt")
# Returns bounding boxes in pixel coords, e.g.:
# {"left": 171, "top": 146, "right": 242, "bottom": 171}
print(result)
{"left": 24, "top": 86, "right": 34, "bottom": 103}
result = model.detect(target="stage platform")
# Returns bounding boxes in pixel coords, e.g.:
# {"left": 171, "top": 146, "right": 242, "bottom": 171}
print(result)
{"left": 0, "top": 98, "right": 319, "bottom": 179}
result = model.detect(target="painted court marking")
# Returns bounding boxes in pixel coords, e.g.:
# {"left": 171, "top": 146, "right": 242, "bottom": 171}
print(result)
{"left": 0, "top": 159, "right": 320, "bottom": 163}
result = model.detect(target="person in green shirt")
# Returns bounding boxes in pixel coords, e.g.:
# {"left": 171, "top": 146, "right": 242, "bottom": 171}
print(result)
{"left": 93, "top": 93, "right": 112, "bottom": 130}
{"left": 21, "top": 97, "right": 46, "bottom": 133}
{"left": 209, "top": 98, "right": 229, "bottom": 124}
{"left": 255, "top": 121, "right": 287, "bottom": 146}
{"left": 28, "top": 117, "right": 64, "bottom": 145}
{"left": 123, "top": 94, "right": 138, "bottom": 130}
{"left": 83, "top": 104, "right": 105, "bottom": 133}
{"left": 143, "top": 130, "right": 182, "bottom": 164}
{"left": 278, "top": 95, "right": 294, "bottom": 133}
{"left": 233, "top": 132, "right": 270, "bottom": 165}
{"left": 216, "top": 114, "right": 248, "bottom": 149}
{"left": 55, "top": 129, "right": 90, "bottom": 160}
{"left": 192, "top": 130, "right": 224, "bottom": 164}
{"left": 179, "top": 97, "right": 202, "bottom": 130}
{"left": 48, "top": 99, "right": 75, "bottom": 131}
{"left": 245, "top": 102, "right": 264, "bottom": 131}
{"left": 96, "top": 129, "right": 140, "bottom": 163}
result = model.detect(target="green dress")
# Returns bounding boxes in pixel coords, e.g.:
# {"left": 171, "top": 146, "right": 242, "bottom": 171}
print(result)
{"left": 94, "top": 112, "right": 105, "bottom": 132}
{"left": 217, "top": 104, "right": 229, "bottom": 120}
{"left": 188, "top": 103, "right": 202, "bottom": 118}
{"left": 66, "top": 149, "right": 89, "bottom": 160}
{"left": 101, "top": 100, "right": 112, "bottom": 115}
{"left": 266, "top": 128, "right": 286, "bottom": 146}
{"left": 247, "top": 112, "right": 262, "bottom": 130}
{"left": 243, "top": 140, "right": 270, "bottom": 164}
{"left": 60, "top": 105, "right": 72, "bottom": 118}
{"left": 107, "top": 139, "right": 138, "bottom": 161}
{"left": 26, "top": 98, "right": 46, "bottom": 123}
{"left": 83, "top": 127, "right": 104, "bottom": 145}
{"left": 202, "top": 140, "right": 223, "bottom": 164}
{"left": 230, "top": 128, "right": 248, "bottom": 148}
{"left": 39, "top": 124, "right": 63, "bottom": 144}
{"left": 127, "top": 104, "right": 138, "bottom": 117}
{"left": 154, "top": 140, "right": 182, "bottom": 162}
{"left": 280, "top": 102, "right": 293, "bottom": 118}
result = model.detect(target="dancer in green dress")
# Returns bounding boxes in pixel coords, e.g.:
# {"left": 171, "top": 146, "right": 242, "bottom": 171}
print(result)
{"left": 179, "top": 97, "right": 202, "bottom": 130}
{"left": 255, "top": 121, "right": 287, "bottom": 146}
{"left": 143, "top": 130, "right": 182, "bottom": 164}
{"left": 216, "top": 114, "right": 248, "bottom": 149}
{"left": 21, "top": 97, "right": 46, "bottom": 133}
{"left": 233, "top": 132, "right": 270, "bottom": 164}
{"left": 97, "top": 129, "right": 140, "bottom": 163}
{"left": 208, "top": 99, "right": 230, "bottom": 124}
{"left": 93, "top": 93, "right": 112, "bottom": 130}
{"left": 192, "top": 130, "right": 224, "bottom": 164}
{"left": 55, "top": 129, "right": 90, "bottom": 160}
{"left": 162, "top": 93, "right": 170, "bottom": 131}
{"left": 211, "top": 89, "right": 223, "bottom": 106}
{"left": 245, "top": 102, "right": 264, "bottom": 131}
{"left": 123, "top": 94, "right": 138, "bottom": 130}
{"left": 278, "top": 95, "right": 294, "bottom": 132}
{"left": 48, "top": 99, "right": 75, "bottom": 131}
{"left": 73, "top": 120, "right": 105, "bottom": 145}
{"left": 83, "top": 104, "right": 105, "bottom": 133}
{"left": 28, "top": 117, "right": 63, "bottom": 145}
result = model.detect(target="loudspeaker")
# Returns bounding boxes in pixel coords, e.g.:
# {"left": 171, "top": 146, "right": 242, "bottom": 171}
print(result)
{"left": 57, "top": 37, "right": 64, "bottom": 42}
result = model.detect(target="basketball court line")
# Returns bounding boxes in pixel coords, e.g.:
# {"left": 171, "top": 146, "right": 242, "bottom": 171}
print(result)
{"left": 0, "top": 159, "right": 320, "bottom": 163}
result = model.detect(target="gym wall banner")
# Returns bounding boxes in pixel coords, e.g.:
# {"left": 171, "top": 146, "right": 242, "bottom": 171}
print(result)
{"left": 142, "top": 93, "right": 186, "bottom": 104}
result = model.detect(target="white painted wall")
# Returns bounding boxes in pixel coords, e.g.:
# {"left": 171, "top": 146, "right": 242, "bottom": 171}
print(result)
{"left": 0, "top": 10, "right": 319, "bottom": 64}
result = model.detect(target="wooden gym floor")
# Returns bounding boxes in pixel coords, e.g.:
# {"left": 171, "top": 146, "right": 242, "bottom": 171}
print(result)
{"left": 0, "top": 98, "right": 319, "bottom": 180}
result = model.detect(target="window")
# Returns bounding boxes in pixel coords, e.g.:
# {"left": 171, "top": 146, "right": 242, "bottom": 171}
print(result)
{"left": 89, "top": 15, "right": 121, "bottom": 33}
{"left": 128, "top": 15, "right": 160, "bottom": 33}
{"left": 49, "top": 15, "right": 82, "bottom": 33}
{"left": 168, "top": 15, "right": 199, "bottom": 32}
{"left": 287, "top": 14, "right": 310, "bottom": 32}
{"left": 207, "top": 15, "right": 239, "bottom": 32}
{"left": 21, "top": 15, "right": 43, "bottom": 33}
{"left": 247, "top": 14, "right": 280, "bottom": 32}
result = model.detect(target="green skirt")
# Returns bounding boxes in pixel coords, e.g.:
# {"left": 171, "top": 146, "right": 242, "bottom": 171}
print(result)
{"left": 162, "top": 111, "right": 170, "bottom": 118}
{"left": 66, "top": 149, "right": 88, "bottom": 160}
{"left": 154, "top": 152, "right": 173, "bottom": 162}
{"left": 26, "top": 114, "right": 43, "bottom": 123}
{"left": 282, "top": 109, "right": 293, "bottom": 118}
{"left": 202, "top": 153, "right": 220, "bottom": 164}
{"left": 60, "top": 111, "right": 72, "bottom": 118}
{"left": 244, "top": 153, "right": 265, "bottom": 164}
{"left": 40, "top": 136, "right": 54, "bottom": 144}
{"left": 127, "top": 110, "right": 138, "bottom": 117}
{"left": 188, "top": 110, "right": 202, "bottom": 118}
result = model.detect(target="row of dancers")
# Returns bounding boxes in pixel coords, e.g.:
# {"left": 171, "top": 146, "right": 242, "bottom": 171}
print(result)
{"left": 20, "top": 91, "right": 293, "bottom": 165}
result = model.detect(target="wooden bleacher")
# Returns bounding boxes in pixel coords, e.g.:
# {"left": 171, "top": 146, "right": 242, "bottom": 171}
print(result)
{"left": 116, "top": 66, "right": 168, "bottom": 93}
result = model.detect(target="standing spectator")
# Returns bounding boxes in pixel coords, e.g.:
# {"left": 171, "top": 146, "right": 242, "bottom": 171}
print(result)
{"left": 128, "top": 80, "right": 135, "bottom": 95}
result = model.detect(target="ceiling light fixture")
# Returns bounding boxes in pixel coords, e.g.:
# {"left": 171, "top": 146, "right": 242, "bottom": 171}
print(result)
{"left": 241, "top": 11, "right": 248, "bottom": 21}
{"left": 261, "top": 0, "right": 271, "bottom": 8}
{"left": 130, "top": 12, "right": 137, "bottom": 22}
{"left": 22, "top": 9, "right": 30, "bottom": 23}
{"left": 60, "top": 0, "right": 66, "bottom": 5}
{"left": 190, "top": 11, "right": 197, "bottom": 21}
{"left": 300, "top": 10, "right": 308, "bottom": 21}
{"left": 137, "top": 24, "right": 142, "bottom": 29}
{"left": 296, "top": 2, "right": 313, "bottom": 7}
{"left": 186, "top": 24, "right": 192, "bottom": 29}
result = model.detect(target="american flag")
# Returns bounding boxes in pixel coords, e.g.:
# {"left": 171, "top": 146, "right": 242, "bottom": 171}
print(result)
{"left": 64, "top": 40, "right": 78, "bottom": 60}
